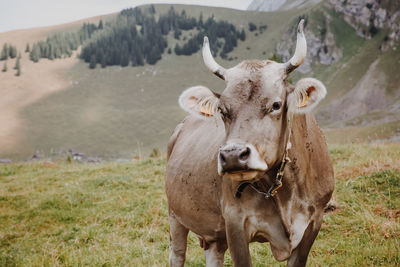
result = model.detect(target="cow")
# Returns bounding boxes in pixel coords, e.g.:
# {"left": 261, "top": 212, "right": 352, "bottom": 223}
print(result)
{"left": 165, "top": 20, "right": 334, "bottom": 267}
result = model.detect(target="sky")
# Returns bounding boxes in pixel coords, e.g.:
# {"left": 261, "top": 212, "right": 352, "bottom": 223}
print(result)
{"left": 0, "top": 0, "right": 252, "bottom": 33}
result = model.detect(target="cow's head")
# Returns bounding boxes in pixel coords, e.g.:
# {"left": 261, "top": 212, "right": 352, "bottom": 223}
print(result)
{"left": 179, "top": 20, "right": 326, "bottom": 181}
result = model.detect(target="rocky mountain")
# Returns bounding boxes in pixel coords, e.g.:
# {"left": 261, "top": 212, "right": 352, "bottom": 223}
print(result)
{"left": 327, "top": 0, "right": 400, "bottom": 50}
{"left": 275, "top": 16, "right": 343, "bottom": 74}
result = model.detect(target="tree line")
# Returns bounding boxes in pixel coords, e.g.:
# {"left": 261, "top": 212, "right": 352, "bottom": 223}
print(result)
{"left": 2, "top": 5, "right": 251, "bottom": 70}
{"left": 174, "top": 15, "right": 245, "bottom": 59}
{"left": 80, "top": 7, "right": 167, "bottom": 68}
{"left": 80, "top": 6, "right": 247, "bottom": 68}
{"left": 29, "top": 21, "right": 103, "bottom": 62}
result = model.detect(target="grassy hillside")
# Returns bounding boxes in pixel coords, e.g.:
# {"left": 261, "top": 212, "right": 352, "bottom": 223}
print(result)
{"left": 5, "top": 5, "right": 306, "bottom": 159}
{"left": 0, "top": 143, "right": 399, "bottom": 266}
{"left": 0, "top": 3, "right": 399, "bottom": 160}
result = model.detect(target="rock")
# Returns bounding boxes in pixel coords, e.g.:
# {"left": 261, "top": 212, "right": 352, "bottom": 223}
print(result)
{"left": 375, "top": 8, "right": 387, "bottom": 28}
{"left": 87, "top": 157, "right": 102, "bottom": 163}
{"left": 0, "top": 159, "right": 12, "bottom": 164}
{"left": 318, "top": 32, "right": 343, "bottom": 65}
{"left": 275, "top": 28, "right": 342, "bottom": 73}
{"left": 72, "top": 152, "right": 84, "bottom": 161}
{"left": 31, "top": 154, "right": 40, "bottom": 160}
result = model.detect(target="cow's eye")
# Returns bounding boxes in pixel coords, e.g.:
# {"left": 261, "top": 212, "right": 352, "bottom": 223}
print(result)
{"left": 272, "top": 101, "right": 282, "bottom": 111}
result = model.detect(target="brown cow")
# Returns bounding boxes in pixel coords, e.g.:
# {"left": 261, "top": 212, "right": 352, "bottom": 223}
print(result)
{"left": 166, "top": 20, "right": 334, "bottom": 267}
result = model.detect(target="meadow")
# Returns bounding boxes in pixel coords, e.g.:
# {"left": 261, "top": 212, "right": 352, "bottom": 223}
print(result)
{"left": 0, "top": 143, "right": 399, "bottom": 266}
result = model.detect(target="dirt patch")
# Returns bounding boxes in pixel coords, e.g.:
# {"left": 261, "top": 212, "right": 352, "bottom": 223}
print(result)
{"left": 0, "top": 53, "right": 78, "bottom": 154}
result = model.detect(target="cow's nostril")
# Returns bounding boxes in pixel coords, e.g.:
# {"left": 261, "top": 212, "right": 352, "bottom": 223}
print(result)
{"left": 239, "top": 147, "right": 250, "bottom": 161}
{"left": 219, "top": 153, "right": 226, "bottom": 164}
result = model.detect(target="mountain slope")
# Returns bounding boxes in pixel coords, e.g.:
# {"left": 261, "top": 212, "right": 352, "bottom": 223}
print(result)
{"left": 0, "top": 3, "right": 399, "bottom": 160}
{"left": 248, "top": 0, "right": 323, "bottom": 12}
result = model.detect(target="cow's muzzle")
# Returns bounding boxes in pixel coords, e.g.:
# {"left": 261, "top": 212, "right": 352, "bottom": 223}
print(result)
{"left": 218, "top": 144, "right": 268, "bottom": 180}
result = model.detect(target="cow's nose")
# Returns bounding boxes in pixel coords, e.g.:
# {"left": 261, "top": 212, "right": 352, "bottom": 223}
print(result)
{"left": 219, "top": 145, "right": 251, "bottom": 173}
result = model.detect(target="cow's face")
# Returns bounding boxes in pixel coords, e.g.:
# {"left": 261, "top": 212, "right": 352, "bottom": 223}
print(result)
{"left": 217, "top": 61, "right": 292, "bottom": 179}
{"left": 178, "top": 20, "right": 326, "bottom": 181}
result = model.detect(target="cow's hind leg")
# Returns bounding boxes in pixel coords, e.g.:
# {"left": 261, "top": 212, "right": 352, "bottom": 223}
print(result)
{"left": 287, "top": 219, "right": 322, "bottom": 267}
{"left": 204, "top": 241, "right": 227, "bottom": 267}
{"left": 169, "top": 213, "right": 189, "bottom": 267}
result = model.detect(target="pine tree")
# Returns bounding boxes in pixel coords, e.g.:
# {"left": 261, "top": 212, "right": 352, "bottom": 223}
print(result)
{"left": 2, "top": 61, "right": 7, "bottom": 72}
{"left": 89, "top": 55, "right": 96, "bottom": 69}
{"left": 14, "top": 56, "right": 20, "bottom": 70}
{"left": 101, "top": 56, "right": 106, "bottom": 68}
{"left": 25, "top": 43, "right": 30, "bottom": 53}
{"left": 146, "top": 45, "right": 161, "bottom": 65}
{"left": 174, "top": 29, "right": 181, "bottom": 40}
{"left": 98, "top": 20, "right": 103, "bottom": 30}
{"left": 174, "top": 44, "right": 181, "bottom": 55}
{"left": 15, "top": 59, "right": 21, "bottom": 76}
{"left": 239, "top": 29, "right": 246, "bottom": 41}
{"left": 149, "top": 4, "right": 155, "bottom": 14}
{"left": 199, "top": 12, "right": 203, "bottom": 28}
{"left": 136, "top": 52, "right": 144, "bottom": 66}
{"left": 9, "top": 45, "right": 17, "bottom": 58}
{"left": 120, "top": 41, "right": 130, "bottom": 67}
{"left": 248, "top": 22, "right": 257, "bottom": 32}
{"left": 1, "top": 43, "right": 9, "bottom": 60}
{"left": 30, "top": 43, "right": 40, "bottom": 62}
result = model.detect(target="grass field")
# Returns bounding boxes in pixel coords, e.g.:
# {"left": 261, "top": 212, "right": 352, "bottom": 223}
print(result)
{"left": 0, "top": 143, "right": 399, "bottom": 266}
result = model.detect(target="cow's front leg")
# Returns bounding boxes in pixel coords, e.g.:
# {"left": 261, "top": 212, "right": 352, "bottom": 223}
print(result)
{"left": 225, "top": 220, "right": 252, "bottom": 267}
{"left": 287, "top": 218, "right": 322, "bottom": 267}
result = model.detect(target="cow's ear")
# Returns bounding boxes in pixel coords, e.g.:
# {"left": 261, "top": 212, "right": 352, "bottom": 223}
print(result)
{"left": 287, "top": 78, "right": 326, "bottom": 113}
{"left": 179, "top": 86, "right": 220, "bottom": 118}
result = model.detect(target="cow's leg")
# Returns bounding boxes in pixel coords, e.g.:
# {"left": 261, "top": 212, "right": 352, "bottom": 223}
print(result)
{"left": 204, "top": 241, "right": 227, "bottom": 267}
{"left": 225, "top": 222, "right": 252, "bottom": 267}
{"left": 169, "top": 213, "right": 189, "bottom": 267}
{"left": 287, "top": 219, "right": 322, "bottom": 267}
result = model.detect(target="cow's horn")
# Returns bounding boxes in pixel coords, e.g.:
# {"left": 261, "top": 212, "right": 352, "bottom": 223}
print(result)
{"left": 202, "top": 37, "right": 226, "bottom": 80}
{"left": 284, "top": 19, "right": 307, "bottom": 74}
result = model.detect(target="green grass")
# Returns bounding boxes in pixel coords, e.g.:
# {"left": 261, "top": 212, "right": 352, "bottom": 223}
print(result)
{"left": 0, "top": 143, "right": 399, "bottom": 266}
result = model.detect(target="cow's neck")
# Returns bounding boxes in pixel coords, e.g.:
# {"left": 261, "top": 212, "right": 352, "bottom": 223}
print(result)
{"left": 271, "top": 114, "right": 319, "bottom": 242}
{"left": 229, "top": 114, "right": 314, "bottom": 242}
